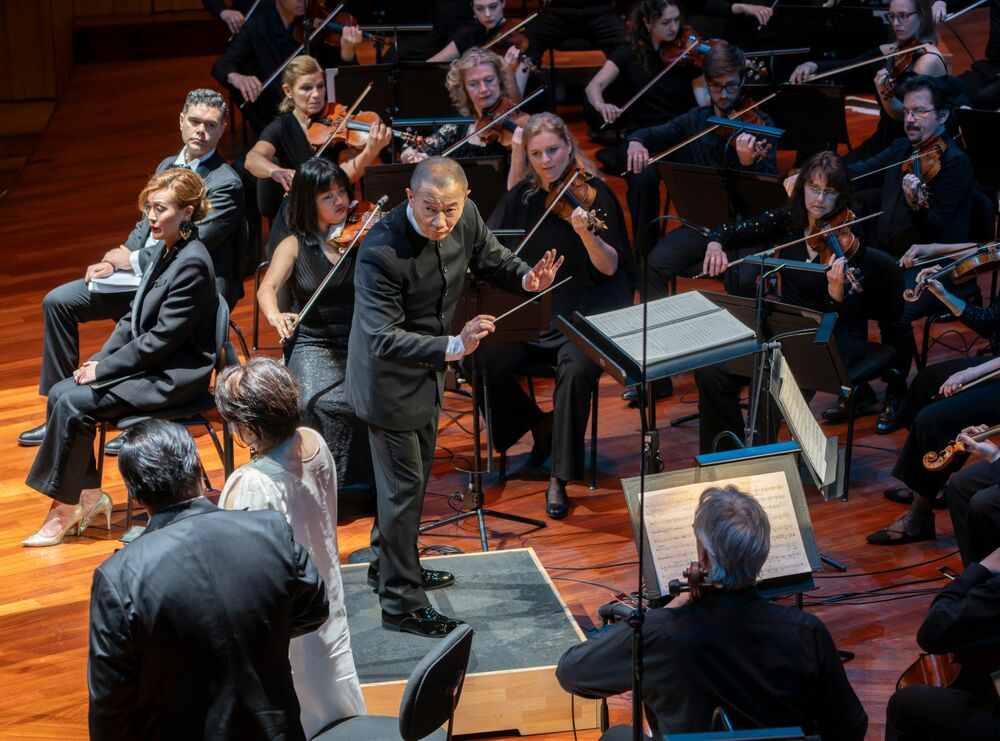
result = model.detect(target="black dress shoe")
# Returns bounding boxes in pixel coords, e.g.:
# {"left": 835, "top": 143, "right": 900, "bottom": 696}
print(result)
{"left": 103, "top": 434, "right": 123, "bottom": 457}
{"left": 622, "top": 378, "right": 674, "bottom": 407}
{"left": 527, "top": 412, "right": 554, "bottom": 468}
{"left": 381, "top": 606, "right": 464, "bottom": 637}
{"left": 875, "top": 391, "right": 905, "bottom": 435}
{"left": 367, "top": 567, "right": 455, "bottom": 592}
{"left": 821, "top": 383, "right": 877, "bottom": 422}
{"left": 17, "top": 423, "right": 46, "bottom": 447}
{"left": 545, "top": 478, "right": 570, "bottom": 520}
{"left": 866, "top": 511, "right": 935, "bottom": 545}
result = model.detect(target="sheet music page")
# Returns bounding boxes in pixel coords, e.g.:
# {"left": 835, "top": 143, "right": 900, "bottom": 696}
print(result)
{"left": 587, "top": 292, "right": 720, "bottom": 338}
{"left": 643, "top": 471, "right": 812, "bottom": 591}
{"left": 770, "top": 350, "right": 829, "bottom": 485}
{"left": 611, "top": 310, "right": 754, "bottom": 364}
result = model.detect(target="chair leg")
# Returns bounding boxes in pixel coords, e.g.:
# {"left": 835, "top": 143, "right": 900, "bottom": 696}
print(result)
{"left": 590, "top": 382, "right": 599, "bottom": 490}
{"left": 499, "top": 450, "right": 507, "bottom": 481}
{"left": 202, "top": 421, "right": 225, "bottom": 466}
{"left": 842, "top": 385, "right": 857, "bottom": 502}
{"left": 918, "top": 316, "right": 934, "bottom": 370}
{"left": 96, "top": 421, "right": 107, "bottom": 490}
{"left": 229, "top": 320, "right": 250, "bottom": 362}
{"left": 223, "top": 421, "right": 234, "bottom": 478}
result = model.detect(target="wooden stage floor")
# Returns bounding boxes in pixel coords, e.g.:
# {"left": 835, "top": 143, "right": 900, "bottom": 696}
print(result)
{"left": 0, "top": 52, "right": 987, "bottom": 740}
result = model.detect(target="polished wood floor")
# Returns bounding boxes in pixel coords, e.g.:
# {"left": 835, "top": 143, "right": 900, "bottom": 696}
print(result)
{"left": 0, "top": 15, "right": 992, "bottom": 737}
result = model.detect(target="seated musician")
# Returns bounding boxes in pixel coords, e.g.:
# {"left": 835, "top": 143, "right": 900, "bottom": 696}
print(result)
{"left": 944, "top": 426, "right": 1000, "bottom": 566}
{"left": 695, "top": 150, "right": 902, "bottom": 454}
{"left": 624, "top": 41, "right": 777, "bottom": 302}
{"left": 556, "top": 486, "right": 868, "bottom": 739}
{"left": 522, "top": 0, "right": 627, "bottom": 62}
{"left": 202, "top": 0, "right": 256, "bottom": 36}
{"left": 789, "top": 0, "right": 946, "bottom": 160}
{"left": 210, "top": 0, "right": 362, "bottom": 134}
{"left": 867, "top": 267, "right": 1000, "bottom": 545}
{"left": 482, "top": 112, "right": 634, "bottom": 519}
{"left": 257, "top": 158, "right": 373, "bottom": 493}
{"left": 17, "top": 89, "right": 243, "bottom": 452}
{"left": 400, "top": 46, "right": 526, "bottom": 186}
{"left": 585, "top": 0, "right": 708, "bottom": 257}
{"left": 22, "top": 169, "right": 219, "bottom": 547}
{"left": 885, "top": 544, "right": 1000, "bottom": 740}
{"left": 843, "top": 75, "right": 974, "bottom": 432}
{"left": 245, "top": 55, "right": 391, "bottom": 254}
{"left": 391, "top": 0, "right": 477, "bottom": 61}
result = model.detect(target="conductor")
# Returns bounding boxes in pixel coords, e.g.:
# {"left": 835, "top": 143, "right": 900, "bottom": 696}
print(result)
{"left": 347, "top": 157, "right": 563, "bottom": 637}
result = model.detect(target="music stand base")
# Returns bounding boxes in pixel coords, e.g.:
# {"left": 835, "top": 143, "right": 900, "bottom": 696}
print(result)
{"left": 419, "top": 506, "right": 547, "bottom": 552}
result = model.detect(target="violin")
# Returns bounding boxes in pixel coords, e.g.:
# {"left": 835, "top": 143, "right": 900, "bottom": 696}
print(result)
{"left": 728, "top": 95, "right": 776, "bottom": 160}
{"left": 667, "top": 561, "right": 714, "bottom": 600}
{"left": 328, "top": 199, "right": 384, "bottom": 247}
{"left": 482, "top": 16, "right": 541, "bottom": 75}
{"left": 298, "top": 3, "right": 373, "bottom": 46}
{"left": 896, "top": 653, "right": 963, "bottom": 691}
{"left": 886, "top": 37, "right": 922, "bottom": 85}
{"left": 923, "top": 423, "right": 1000, "bottom": 471}
{"left": 901, "top": 135, "right": 946, "bottom": 209}
{"left": 307, "top": 103, "right": 424, "bottom": 151}
{"left": 660, "top": 27, "right": 767, "bottom": 82}
{"left": 545, "top": 165, "right": 608, "bottom": 233}
{"left": 474, "top": 98, "right": 530, "bottom": 148}
{"left": 807, "top": 207, "right": 864, "bottom": 295}
{"left": 903, "top": 240, "right": 1000, "bottom": 302}
{"left": 320, "top": 11, "right": 388, "bottom": 45}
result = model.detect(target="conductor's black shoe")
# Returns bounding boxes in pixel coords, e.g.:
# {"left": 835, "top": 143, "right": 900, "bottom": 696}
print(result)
{"left": 17, "top": 423, "right": 45, "bottom": 447}
{"left": 367, "top": 567, "right": 455, "bottom": 592}
{"left": 103, "top": 434, "right": 123, "bottom": 457}
{"left": 546, "top": 478, "right": 570, "bottom": 520}
{"left": 381, "top": 606, "right": 464, "bottom": 638}
{"left": 820, "top": 382, "right": 878, "bottom": 422}
{"left": 527, "top": 412, "right": 554, "bottom": 468}
{"left": 622, "top": 377, "right": 674, "bottom": 406}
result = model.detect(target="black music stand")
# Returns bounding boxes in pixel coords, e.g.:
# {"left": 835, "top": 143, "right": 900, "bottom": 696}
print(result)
{"left": 392, "top": 62, "right": 454, "bottom": 118}
{"left": 419, "top": 280, "right": 551, "bottom": 551}
{"left": 956, "top": 108, "right": 1000, "bottom": 191}
{"left": 362, "top": 157, "right": 509, "bottom": 215}
{"left": 329, "top": 63, "right": 396, "bottom": 125}
{"left": 765, "top": 83, "right": 852, "bottom": 159}
{"left": 656, "top": 163, "right": 788, "bottom": 229}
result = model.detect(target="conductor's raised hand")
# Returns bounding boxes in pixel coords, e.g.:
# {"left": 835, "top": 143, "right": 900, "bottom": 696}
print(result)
{"left": 524, "top": 248, "right": 565, "bottom": 292}
{"left": 460, "top": 314, "right": 496, "bottom": 356}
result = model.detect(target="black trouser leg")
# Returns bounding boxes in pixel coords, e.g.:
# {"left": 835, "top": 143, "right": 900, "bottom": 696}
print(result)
{"left": 478, "top": 340, "right": 546, "bottom": 452}
{"left": 551, "top": 341, "right": 603, "bottom": 482}
{"left": 945, "top": 460, "right": 1000, "bottom": 565}
{"left": 878, "top": 279, "right": 953, "bottom": 379}
{"left": 368, "top": 412, "right": 440, "bottom": 615}
{"left": 886, "top": 685, "right": 1000, "bottom": 741}
{"left": 644, "top": 227, "right": 707, "bottom": 301}
{"left": 696, "top": 366, "right": 747, "bottom": 455}
{"left": 25, "top": 377, "right": 139, "bottom": 504}
{"left": 626, "top": 164, "right": 663, "bottom": 260}
{"left": 39, "top": 280, "right": 132, "bottom": 396}
{"left": 582, "top": 9, "right": 628, "bottom": 55}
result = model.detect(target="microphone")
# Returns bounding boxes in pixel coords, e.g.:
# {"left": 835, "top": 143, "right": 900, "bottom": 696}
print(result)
{"left": 597, "top": 601, "right": 638, "bottom": 624}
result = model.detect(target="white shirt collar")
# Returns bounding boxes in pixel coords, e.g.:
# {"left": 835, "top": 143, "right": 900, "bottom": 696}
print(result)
{"left": 174, "top": 147, "right": 215, "bottom": 170}
{"left": 405, "top": 202, "right": 432, "bottom": 240}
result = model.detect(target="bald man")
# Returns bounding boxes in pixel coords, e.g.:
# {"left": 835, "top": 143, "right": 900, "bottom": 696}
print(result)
{"left": 347, "top": 157, "right": 563, "bottom": 637}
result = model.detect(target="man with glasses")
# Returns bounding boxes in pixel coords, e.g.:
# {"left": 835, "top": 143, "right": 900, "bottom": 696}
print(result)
{"left": 845, "top": 75, "right": 974, "bottom": 434}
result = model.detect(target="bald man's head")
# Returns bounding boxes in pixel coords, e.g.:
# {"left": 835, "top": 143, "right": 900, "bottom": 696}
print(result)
{"left": 406, "top": 156, "right": 471, "bottom": 241}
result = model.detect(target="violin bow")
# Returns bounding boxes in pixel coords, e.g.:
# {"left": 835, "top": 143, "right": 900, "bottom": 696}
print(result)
{"left": 440, "top": 87, "right": 546, "bottom": 156}
{"left": 240, "top": 2, "right": 345, "bottom": 109}
{"left": 692, "top": 211, "right": 883, "bottom": 279}
{"left": 286, "top": 194, "right": 389, "bottom": 340}
{"left": 601, "top": 40, "right": 700, "bottom": 130}
{"left": 907, "top": 243, "right": 987, "bottom": 271}
{"left": 849, "top": 148, "right": 936, "bottom": 182}
{"left": 627, "top": 92, "right": 779, "bottom": 176}
{"left": 799, "top": 43, "right": 931, "bottom": 85}
{"left": 313, "top": 81, "right": 374, "bottom": 158}
{"left": 512, "top": 169, "right": 580, "bottom": 256}
{"left": 227, "top": 0, "right": 263, "bottom": 40}
{"left": 482, "top": 12, "right": 539, "bottom": 51}
{"left": 936, "top": 364, "right": 1000, "bottom": 399}
{"left": 944, "top": 0, "right": 989, "bottom": 23}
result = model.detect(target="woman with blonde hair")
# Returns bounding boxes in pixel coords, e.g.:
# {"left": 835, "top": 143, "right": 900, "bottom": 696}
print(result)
{"left": 216, "top": 356, "right": 366, "bottom": 737}
{"left": 23, "top": 168, "right": 219, "bottom": 546}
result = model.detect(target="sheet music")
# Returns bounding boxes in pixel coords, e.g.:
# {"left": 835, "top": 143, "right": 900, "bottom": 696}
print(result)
{"left": 770, "top": 350, "right": 830, "bottom": 485}
{"left": 87, "top": 271, "right": 141, "bottom": 294}
{"left": 642, "top": 471, "right": 812, "bottom": 591}
{"left": 586, "top": 293, "right": 754, "bottom": 364}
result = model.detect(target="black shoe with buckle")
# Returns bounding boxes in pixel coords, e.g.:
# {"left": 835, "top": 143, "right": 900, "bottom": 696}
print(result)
{"left": 381, "top": 606, "right": 464, "bottom": 638}
{"left": 367, "top": 566, "right": 455, "bottom": 592}
{"left": 17, "top": 423, "right": 46, "bottom": 447}
{"left": 821, "top": 382, "right": 877, "bottom": 422}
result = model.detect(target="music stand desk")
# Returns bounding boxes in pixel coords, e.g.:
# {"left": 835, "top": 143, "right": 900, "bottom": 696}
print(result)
{"left": 363, "top": 157, "right": 508, "bottom": 215}
{"left": 655, "top": 163, "right": 788, "bottom": 229}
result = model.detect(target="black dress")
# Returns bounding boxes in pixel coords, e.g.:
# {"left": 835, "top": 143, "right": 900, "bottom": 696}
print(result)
{"left": 285, "top": 235, "right": 373, "bottom": 491}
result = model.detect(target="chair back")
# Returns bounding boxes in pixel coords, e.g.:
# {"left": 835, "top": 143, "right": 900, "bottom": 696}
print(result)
{"left": 212, "top": 298, "right": 242, "bottom": 374}
{"left": 397, "top": 623, "right": 474, "bottom": 741}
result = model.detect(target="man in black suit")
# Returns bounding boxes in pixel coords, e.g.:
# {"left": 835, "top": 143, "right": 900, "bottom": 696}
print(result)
{"left": 17, "top": 88, "right": 243, "bottom": 449}
{"left": 88, "top": 419, "right": 329, "bottom": 741}
{"left": 347, "top": 157, "right": 562, "bottom": 637}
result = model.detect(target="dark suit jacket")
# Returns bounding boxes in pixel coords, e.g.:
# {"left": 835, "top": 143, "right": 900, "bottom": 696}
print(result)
{"left": 127, "top": 153, "right": 245, "bottom": 306}
{"left": 88, "top": 497, "right": 329, "bottom": 741}
{"left": 91, "top": 238, "right": 218, "bottom": 409}
{"left": 347, "top": 201, "right": 530, "bottom": 431}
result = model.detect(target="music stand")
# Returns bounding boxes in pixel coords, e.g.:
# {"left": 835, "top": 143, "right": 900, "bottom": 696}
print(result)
{"left": 956, "top": 108, "right": 1000, "bottom": 191}
{"left": 656, "top": 163, "right": 788, "bottom": 228}
{"left": 362, "top": 157, "right": 509, "bottom": 215}
{"left": 328, "top": 63, "right": 395, "bottom": 125}
{"left": 419, "top": 280, "right": 550, "bottom": 551}
{"left": 765, "top": 83, "right": 851, "bottom": 159}
{"left": 393, "top": 62, "right": 454, "bottom": 118}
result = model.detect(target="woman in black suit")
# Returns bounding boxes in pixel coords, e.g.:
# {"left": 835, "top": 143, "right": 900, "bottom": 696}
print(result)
{"left": 23, "top": 168, "right": 219, "bottom": 546}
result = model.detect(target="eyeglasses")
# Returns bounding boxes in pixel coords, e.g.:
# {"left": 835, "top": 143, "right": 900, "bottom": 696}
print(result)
{"left": 805, "top": 185, "right": 839, "bottom": 200}
{"left": 886, "top": 10, "right": 919, "bottom": 23}
{"left": 902, "top": 107, "right": 936, "bottom": 119}
{"left": 707, "top": 81, "right": 742, "bottom": 94}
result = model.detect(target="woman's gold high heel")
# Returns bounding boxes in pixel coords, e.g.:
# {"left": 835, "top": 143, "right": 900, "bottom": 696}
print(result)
{"left": 21, "top": 504, "right": 84, "bottom": 547}
{"left": 77, "top": 492, "right": 113, "bottom": 535}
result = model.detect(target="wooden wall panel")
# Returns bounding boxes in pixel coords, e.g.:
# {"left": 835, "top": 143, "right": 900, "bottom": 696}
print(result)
{"left": 153, "top": 0, "right": 206, "bottom": 10}
{"left": 0, "top": 3, "right": 11, "bottom": 101}
{"left": 0, "top": 0, "right": 60, "bottom": 100}
{"left": 72, "top": 0, "right": 152, "bottom": 16}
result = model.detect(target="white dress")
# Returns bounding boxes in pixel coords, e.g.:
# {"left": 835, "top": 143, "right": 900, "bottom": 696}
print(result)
{"left": 219, "top": 427, "right": 366, "bottom": 737}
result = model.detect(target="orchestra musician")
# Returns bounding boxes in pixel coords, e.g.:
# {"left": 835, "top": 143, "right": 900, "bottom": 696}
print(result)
{"left": 345, "top": 157, "right": 563, "bottom": 637}
{"left": 789, "top": 0, "right": 946, "bottom": 160}
{"left": 482, "top": 112, "right": 635, "bottom": 519}
{"left": 943, "top": 426, "right": 1000, "bottom": 566}
{"left": 245, "top": 55, "right": 391, "bottom": 254}
{"left": 844, "top": 75, "right": 974, "bottom": 432}
{"left": 201, "top": 0, "right": 257, "bottom": 36}
{"left": 624, "top": 41, "right": 777, "bottom": 301}
{"left": 695, "top": 150, "right": 903, "bottom": 454}
{"left": 23, "top": 169, "right": 219, "bottom": 547}
{"left": 585, "top": 0, "right": 708, "bottom": 257}
{"left": 257, "top": 157, "right": 374, "bottom": 493}
{"left": 522, "top": 0, "right": 628, "bottom": 63}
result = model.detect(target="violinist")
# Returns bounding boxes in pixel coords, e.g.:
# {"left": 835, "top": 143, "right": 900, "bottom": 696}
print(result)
{"left": 211, "top": 0, "right": 362, "bottom": 134}
{"left": 885, "top": 544, "right": 1000, "bottom": 740}
{"left": 585, "top": 0, "right": 708, "bottom": 256}
{"left": 556, "top": 486, "right": 867, "bottom": 739}
{"left": 943, "top": 425, "right": 1000, "bottom": 567}
{"left": 625, "top": 42, "right": 777, "bottom": 299}
{"left": 202, "top": 0, "right": 256, "bottom": 36}
{"left": 695, "top": 151, "right": 903, "bottom": 454}
{"left": 522, "top": 0, "right": 627, "bottom": 63}
{"left": 789, "top": 0, "right": 946, "bottom": 160}
{"left": 844, "top": 75, "right": 973, "bottom": 432}
{"left": 867, "top": 264, "right": 1000, "bottom": 546}
{"left": 482, "top": 112, "right": 634, "bottom": 520}
{"left": 400, "top": 47, "right": 526, "bottom": 185}
{"left": 245, "top": 55, "right": 391, "bottom": 253}
{"left": 257, "top": 157, "right": 373, "bottom": 493}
